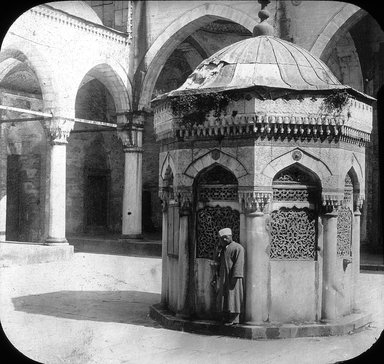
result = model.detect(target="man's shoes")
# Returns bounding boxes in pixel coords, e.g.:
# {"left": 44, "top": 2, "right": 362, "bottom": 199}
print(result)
{"left": 223, "top": 321, "right": 238, "bottom": 326}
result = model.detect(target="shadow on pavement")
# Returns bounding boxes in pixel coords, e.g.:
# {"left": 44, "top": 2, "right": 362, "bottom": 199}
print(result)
{"left": 12, "top": 290, "right": 162, "bottom": 327}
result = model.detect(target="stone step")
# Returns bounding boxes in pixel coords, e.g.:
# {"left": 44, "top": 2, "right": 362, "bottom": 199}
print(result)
{"left": 0, "top": 241, "right": 74, "bottom": 268}
{"left": 360, "top": 264, "right": 384, "bottom": 272}
{"left": 67, "top": 237, "right": 162, "bottom": 257}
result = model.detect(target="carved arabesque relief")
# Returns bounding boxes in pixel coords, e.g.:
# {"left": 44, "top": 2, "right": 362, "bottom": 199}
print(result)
{"left": 337, "top": 206, "right": 352, "bottom": 257}
{"left": 273, "top": 188, "right": 309, "bottom": 202}
{"left": 270, "top": 207, "right": 317, "bottom": 260}
{"left": 198, "top": 186, "right": 238, "bottom": 201}
{"left": 337, "top": 173, "right": 353, "bottom": 257}
{"left": 195, "top": 165, "right": 239, "bottom": 259}
{"left": 196, "top": 205, "right": 240, "bottom": 259}
{"left": 271, "top": 165, "right": 319, "bottom": 260}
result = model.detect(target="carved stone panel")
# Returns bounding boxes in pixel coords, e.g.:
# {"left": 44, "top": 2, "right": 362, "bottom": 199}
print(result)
{"left": 337, "top": 206, "right": 352, "bottom": 258}
{"left": 270, "top": 207, "right": 317, "bottom": 260}
{"left": 198, "top": 186, "right": 238, "bottom": 201}
{"left": 196, "top": 205, "right": 240, "bottom": 259}
{"left": 273, "top": 188, "right": 310, "bottom": 202}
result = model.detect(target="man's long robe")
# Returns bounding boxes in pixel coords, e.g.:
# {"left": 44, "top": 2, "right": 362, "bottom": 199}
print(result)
{"left": 216, "top": 241, "right": 244, "bottom": 314}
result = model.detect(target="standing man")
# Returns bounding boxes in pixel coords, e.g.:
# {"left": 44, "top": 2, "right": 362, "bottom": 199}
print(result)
{"left": 215, "top": 228, "right": 245, "bottom": 326}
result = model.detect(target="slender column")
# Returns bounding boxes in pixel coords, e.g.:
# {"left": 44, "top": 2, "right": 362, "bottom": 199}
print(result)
{"left": 0, "top": 123, "right": 6, "bottom": 241}
{"left": 245, "top": 211, "right": 269, "bottom": 324}
{"left": 43, "top": 118, "right": 74, "bottom": 245}
{"left": 118, "top": 113, "right": 144, "bottom": 239}
{"left": 352, "top": 209, "right": 361, "bottom": 310}
{"left": 122, "top": 149, "right": 142, "bottom": 238}
{"left": 239, "top": 212, "right": 246, "bottom": 245}
{"left": 321, "top": 211, "right": 338, "bottom": 321}
{"left": 160, "top": 198, "right": 168, "bottom": 305}
{"left": 177, "top": 201, "right": 190, "bottom": 317}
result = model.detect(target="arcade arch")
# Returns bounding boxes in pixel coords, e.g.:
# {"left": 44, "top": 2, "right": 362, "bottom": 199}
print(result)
{"left": 138, "top": 3, "right": 255, "bottom": 108}
{"left": 0, "top": 45, "right": 51, "bottom": 243}
{"left": 0, "top": 45, "right": 57, "bottom": 111}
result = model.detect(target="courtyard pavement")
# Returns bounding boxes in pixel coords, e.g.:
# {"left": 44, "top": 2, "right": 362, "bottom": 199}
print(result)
{"left": 0, "top": 251, "right": 383, "bottom": 364}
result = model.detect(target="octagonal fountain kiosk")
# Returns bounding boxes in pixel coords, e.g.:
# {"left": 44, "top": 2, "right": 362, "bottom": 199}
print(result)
{"left": 149, "top": 9, "right": 374, "bottom": 339}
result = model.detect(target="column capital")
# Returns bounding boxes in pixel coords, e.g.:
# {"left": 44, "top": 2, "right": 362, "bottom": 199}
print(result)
{"left": 353, "top": 193, "right": 364, "bottom": 213}
{"left": 42, "top": 117, "right": 74, "bottom": 145}
{"left": 159, "top": 187, "right": 173, "bottom": 211}
{"left": 239, "top": 189, "right": 272, "bottom": 214}
{"left": 177, "top": 187, "right": 192, "bottom": 216}
{"left": 117, "top": 111, "right": 145, "bottom": 152}
{"left": 321, "top": 192, "right": 344, "bottom": 214}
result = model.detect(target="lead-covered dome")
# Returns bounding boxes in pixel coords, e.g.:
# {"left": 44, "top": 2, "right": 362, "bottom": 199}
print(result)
{"left": 163, "top": 35, "right": 346, "bottom": 97}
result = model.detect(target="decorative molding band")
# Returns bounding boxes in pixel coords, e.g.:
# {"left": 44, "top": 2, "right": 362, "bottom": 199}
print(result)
{"left": 173, "top": 116, "right": 370, "bottom": 145}
{"left": 122, "top": 147, "right": 143, "bottom": 153}
{"left": 31, "top": 5, "right": 130, "bottom": 45}
{"left": 126, "top": 1, "right": 133, "bottom": 42}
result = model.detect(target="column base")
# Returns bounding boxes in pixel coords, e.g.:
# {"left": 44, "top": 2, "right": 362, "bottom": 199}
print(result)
{"left": 45, "top": 237, "right": 69, "bottom": 246}
{"left": 245, "top": 320, "right": 265, "bottom": 325}
{"left": 120, "top": 234, "right": 143, "bottom": 240}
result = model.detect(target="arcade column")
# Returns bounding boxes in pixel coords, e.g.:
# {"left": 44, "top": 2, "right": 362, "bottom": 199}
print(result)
{"left": 117, "top": 112, "right": 144, "bottom": 239}
{"left": 43, "top": 117, "right": 74, "bottom": 245}
{"left": 321, "top": 208, "right": 338, "bottom": 321}
{"left": 242, "top": 191, "right": 271, "bottom": 324}
{"left": 352, "top": 207, "right": 361, "bottom": 310}
{"left": 176, "top": 189, "right": 191, "bottom": 317}
{"left": 0, "top": 123, "right": 6, "bottom": 241}
{"left": 160, "top": 196, "right": 168, "bottom": 304}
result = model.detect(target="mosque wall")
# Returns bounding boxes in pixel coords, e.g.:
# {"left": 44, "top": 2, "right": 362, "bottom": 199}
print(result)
{"left": 0, "top": 90, "right": 47, "bottom": 243}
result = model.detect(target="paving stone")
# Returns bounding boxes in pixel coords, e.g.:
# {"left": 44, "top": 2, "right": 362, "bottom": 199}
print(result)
{"left": 0, "top": 252, "right": 383, "bottom": 363}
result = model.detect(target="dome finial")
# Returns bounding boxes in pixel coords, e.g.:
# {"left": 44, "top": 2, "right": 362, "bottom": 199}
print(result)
{"left": 253, "top": 0, "right": 274, "bottom": 37}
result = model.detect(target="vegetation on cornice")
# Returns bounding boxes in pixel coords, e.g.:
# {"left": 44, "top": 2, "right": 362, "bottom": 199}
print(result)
{"left": 321, "top": 89, "right": 352, "bottom": 115}
{"left": 170, "top": 92, "right": 231, "bottom": 128}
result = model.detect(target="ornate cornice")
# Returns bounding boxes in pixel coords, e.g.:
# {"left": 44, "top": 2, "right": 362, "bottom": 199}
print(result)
{"left": 31, "top": 5, "right": 130, "bottom": 45}
{"left": 172, "top": 114, "right": 370, "bottom": 145}
{"left": 154, "top": 94, "right": 372, "bottom": 146}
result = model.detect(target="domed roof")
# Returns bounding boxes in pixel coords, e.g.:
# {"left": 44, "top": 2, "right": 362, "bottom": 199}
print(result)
{"left": 164, "top": 35, "right": 347, "bottom": 98}
{"left": 47, "top": 1, "right": 103, "bottom": 25}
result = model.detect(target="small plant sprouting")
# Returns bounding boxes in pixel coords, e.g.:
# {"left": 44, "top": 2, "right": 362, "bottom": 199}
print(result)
{"left": 170, "top": 92, "right": 231, "bottom": 128}
{"left": 321, "top": 90, "right": 351, "bottom": 115}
